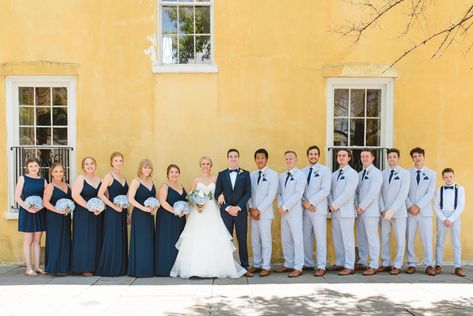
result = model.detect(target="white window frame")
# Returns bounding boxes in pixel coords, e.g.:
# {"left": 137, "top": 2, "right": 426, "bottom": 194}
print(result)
{"left": 5, "top": 76, "right": 77, "bottom": 219}
{"left": 326, "top": 77, "right": 394, "bottom": 169}
{"left": 153, "top": 0, "right": 218, "bottom": 73}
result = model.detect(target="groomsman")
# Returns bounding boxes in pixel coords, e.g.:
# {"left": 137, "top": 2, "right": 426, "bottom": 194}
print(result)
{"left": 406, "top": 147, "right": 436, "bottom": 276}
{"left": 301, "top": 145, "right": 331, "bottom": 277}
{"left": 355, "top": 149, "right": 383, "bottom": 275}
{"left": 275, "top": 151, "right": 306, "bottom": 277}
{"left": 434, "top": 168, "right": 466, "bottom": 277}
{"left": 247, "top": 148, "right": 278, "bottom": 277}
{"left": 379, "top": 148, "right": 410, "bottom": 275}
{"left": 328, "top": 149, "right": 358, "bottom": 275}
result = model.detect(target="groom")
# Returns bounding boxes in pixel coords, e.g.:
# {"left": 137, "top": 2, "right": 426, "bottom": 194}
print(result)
{"left": 215, "top": 148, "right": 252, "bottom": 276}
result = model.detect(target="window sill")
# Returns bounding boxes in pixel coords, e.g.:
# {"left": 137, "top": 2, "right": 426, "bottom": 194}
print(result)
{"left": 5, "top": 210, "right": 18, "bottom": 220}
{"left": 152, "top": 64, "right": 219, "bottom": 74}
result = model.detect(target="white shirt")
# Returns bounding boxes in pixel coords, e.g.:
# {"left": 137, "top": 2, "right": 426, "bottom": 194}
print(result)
{"left": 229, "top": 168, "right": 238, "bottom": 189}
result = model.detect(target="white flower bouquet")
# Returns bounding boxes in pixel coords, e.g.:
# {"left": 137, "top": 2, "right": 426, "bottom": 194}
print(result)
{"left": 187, "top": 189, "right": 213, "bottom": 212}
{"left": 87, "top": 198, "right": 105, "bottom": 213}
{"left": 113, "top": 195, "right": 129, "bottom": 208}
{"left": 173, "top": 201, "right": 190, "bottom": 216}
{"left": 24, "top": 196, "right": 43, "bottom": 209}
{"left": 55, "top": 198, "right": 75, "bottom": 215}
{"left": 144, "top": 197, "right": 160, "bottom": 209}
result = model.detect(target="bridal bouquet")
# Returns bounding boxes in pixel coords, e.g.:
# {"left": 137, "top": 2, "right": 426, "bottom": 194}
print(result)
{"left": 113, "top": 195, "right": 129, "bottom": 208}
{"left": 55, "top": 198, "right": 75, "bottom": 215}
{"left": 24, "top": 196, "right": 43, "bottom": 209}
{"left": 87, "top": 198, "right": 105, "bottom": 213}
{"left": 187, "top": 189, "right": 213, "bottom": 212}
{"left": 173, "top": 201, "right": 190, "bottom": 216}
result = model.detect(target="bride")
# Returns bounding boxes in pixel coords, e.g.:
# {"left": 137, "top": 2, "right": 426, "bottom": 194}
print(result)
{"left": 170, "top": 156, "right": 247, "bottom": 278}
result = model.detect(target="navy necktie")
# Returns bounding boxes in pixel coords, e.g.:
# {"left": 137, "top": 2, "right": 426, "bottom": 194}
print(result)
{"left": 444, "top": 186, "right": 454, "bottom": 190}
{"left": 389, "top": 169, "right": 395, "bottom": 184}
{"left": 362, "top": 169, "right": 367, "bottom": 181}
{"left": 285, "top": 172, "right": 291, "bottom": 186}
{"left": 307, "top": 167, "right": 313, "bottom": 185}
{"left": 416, "top": 170, "right": 421, "bottom": 185}
{"left": 337, "top": 169, "right": 343, "bottom": 181}
{"left": 257, "top": 170, "right": 262, "bottom": 185}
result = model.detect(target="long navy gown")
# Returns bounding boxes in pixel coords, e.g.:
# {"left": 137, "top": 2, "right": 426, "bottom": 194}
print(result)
{"left": 128, "top": 183, "right": 156, "bottom": 278}
{"left": 71, "top": 180, "right": 103, "bottom": 274}
{"left": 18, "top": 175, "right": 46, "bottom": 233}
{"left": 155, "top": 186, "right": 187, "bottom": 276}
{"left": 45, "top": 185, "right": 72, "bottom": 274}
{"left": 96, "top": 177, "right": 128, "bottom": 276}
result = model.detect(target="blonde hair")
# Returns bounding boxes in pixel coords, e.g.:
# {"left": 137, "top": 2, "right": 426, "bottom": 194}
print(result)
{"left": 137, "top": 159, "right": 153, "bottom": 177}
{"left": 199, "top": 156, "right": 213, "bottom": 167}
{"left": 81, "top": 156, "right": 97, "bottom": 172}
{"left": 49, "top": 162, "right": 64, "bottom": 176}
{"left": 110, "top": 152, "right": 124, "bottom": 167}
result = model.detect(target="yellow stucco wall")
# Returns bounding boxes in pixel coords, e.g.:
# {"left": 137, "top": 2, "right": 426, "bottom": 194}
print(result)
{"left": 1, "top": 0, "right": 472, "bottom": 264}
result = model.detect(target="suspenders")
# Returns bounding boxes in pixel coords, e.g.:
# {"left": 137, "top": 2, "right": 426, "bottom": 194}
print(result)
{"left": 440, "top": 185, "right": 458, "bottom": 210}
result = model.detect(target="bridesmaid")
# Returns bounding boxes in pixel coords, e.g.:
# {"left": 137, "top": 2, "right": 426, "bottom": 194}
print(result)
{"left": 43, "top": 162, "right": 72, "bottom": 276}
{"left": 96, "top": 152, "right": 128, "bottom": 276}
{"left": 15, "top": 157, "right": 47, "bottom": 276}
{"left": 71, "top": 156, "right": 103, "bottom": 276}
{"left": 128, "top": 159, "right": 158, "bottom": 278}
{"left": 155, "top": 164, "right": 187, "bottom": 276}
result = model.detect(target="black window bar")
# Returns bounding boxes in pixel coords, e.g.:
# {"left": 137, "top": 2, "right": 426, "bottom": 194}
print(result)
{"left": 10, "top": 146, "right": 74, "bottom": 210}
{"left": 328, "top": 147, "right": 388, "bottom": 172}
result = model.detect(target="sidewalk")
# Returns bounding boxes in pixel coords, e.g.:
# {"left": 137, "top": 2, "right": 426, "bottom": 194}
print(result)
{"left": 0, "top": 265, "right": 472, "bottom": 315}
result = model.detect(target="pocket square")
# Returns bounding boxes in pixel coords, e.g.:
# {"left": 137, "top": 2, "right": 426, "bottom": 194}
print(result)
{"left": 314, "top": 173, "right": 320, "bottom": 177}
{"left": 394, "top": 176, "right": 400, "bottom": 180}
{"left": 262, "top": 178, "right": 268, "bottom": 182}
{"left": 364, "top": 177, "right": 369, "bottom": 180}
{"left": 423, "top": 177, "right": 429, "bottom": 180}
{"left": 339, "top": 176, "right": 345, "bottom": 180}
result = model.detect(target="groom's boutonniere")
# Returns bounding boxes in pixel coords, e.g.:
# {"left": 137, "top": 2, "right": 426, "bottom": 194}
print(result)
{"left": 238, "top": 169, "right": 244, "bottom": 175}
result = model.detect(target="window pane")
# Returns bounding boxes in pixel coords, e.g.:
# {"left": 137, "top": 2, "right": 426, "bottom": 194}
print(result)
{"left": 53, "top": 108, "right": 68, "bottom": 126}
{"left": 35, "top": 87, "right": 50, "bottom": 106}
{"left": 162, "top": 6, "right": 177, "bottom": 34}
{"left": 36, "top": 127, "right": 51, "bottom": 145}
{"left": 179, "top": 6, "right": 194, "bottom": 34}
{"left": 333, "top": 118, "right": 348, "bottom": 146}
{"left": 195, "top": 35, "right": 211, "bottom": 63}
{"left": 366, "top": 119, "right": 381, "bottom": 146}
{"left": 334, "top": 89, "right": 348, "bottom": 117}
{"left": 19, "top": 87, "right": 34, "bottom": 105}
{"left": 19, "top": 127, "right": 35, "bottom": 145}
{"left": 53, "top": 128, "right": 68, "bottom": 145}
{"left": 19, "top": 107, "right": 34, "bottom": 125}
{"left": 162, "top": 35, "right": 178, "bottom": 64}
{"left": 53, "top": 87, "right": 67, "bottom": 106}
{"left": 36, "top": 107, "right": 51, "bottom": 126}
{"left": 367, "top": 89, "right": 381, "bottom": 117}
{"left": 179, "top": 35, "right": 195, "bottom": 63}
{"left": 350, "top": 89, "right": 365, "bottom": 117}
{"left": 195, "top": 6, "right": 210, "bottom": 34}
{"left": 350, "top": 119, "right": 365, "bottom": 146}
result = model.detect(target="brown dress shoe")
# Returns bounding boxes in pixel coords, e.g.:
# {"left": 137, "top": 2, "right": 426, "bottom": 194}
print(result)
{"left": 425, "top": 266, "right": 435, "bottom": 276}
{"left": 362, "top": 267, "right": 376, "bottom": 276}
{"left": 434, "top": 265, "right": 441, "bottom": 274}
{"left": 302, "top": 265, "right": 314, "bottom": 271}
{"left": 328, "top": 265, "right": 344, "bottom": 272}
{"left": 406, "top": 266, "right": 416, "bottom": 274}
{"left": 244, "top": 271, "right": 254, "bottom": 277}
{"left": 274, "top": 267, "right": 293, "bottom": 273}
{"left": 377, "top": 266, "right": 392, "bottom": 273}
{"left": 389, "top": 268, "right": 401, "bottom": 275}
{"left": 455, "top": 268, "right": 465, "bottom": 277}
{"left": 338, "top": 268, "right": 355, "bottom": 275}
{"left": 288, "top": 269, "right": 302, "bottom": 278}
{"left": 355, "top": 263, "right": 366, "bottom": 271}
{"left": 247, "top": 267, "right": 262, "bottom": 274}
{"left": 259, "top": 269, "right": 270, "bottom": 277}
{"left": 314, "top": 268, "right": 326, "bottom": 277}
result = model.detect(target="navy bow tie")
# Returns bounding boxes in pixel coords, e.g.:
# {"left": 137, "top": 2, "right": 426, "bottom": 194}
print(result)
{"left": 444, "top": 186, "right": 454, "bottom": 190}
{"left": 230, "top": 169, "right": 239, "bottom": 173}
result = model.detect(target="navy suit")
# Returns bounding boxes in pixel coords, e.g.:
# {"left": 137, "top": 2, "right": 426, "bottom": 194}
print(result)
{"left": 215, "top": 168, "right": 252, "bottom": 268}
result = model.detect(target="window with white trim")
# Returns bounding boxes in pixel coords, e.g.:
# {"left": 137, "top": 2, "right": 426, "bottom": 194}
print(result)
{"left": 156, "top": 0, "right": 216, "bottom": 72}
{"left": 326, "top": 78, "right": 394, "bottom": 171}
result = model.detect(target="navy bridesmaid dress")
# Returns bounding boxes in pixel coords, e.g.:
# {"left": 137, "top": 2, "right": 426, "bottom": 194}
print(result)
{"left": 155, "top": 185, "right": 187, "bottom": 276}
{"left": 96, "top": 177, "right": 128, "bottom": 276}
{"left": 18, "top": 175, "right": 46, "bottom": 232}
{"left": 71, "top": 180, "right": 104, "bottom": 273}
{"left": 45, "top": 186, "right": 72, "bottom": 274}
{"left": 128, "top": 182, "right": 155, "bottom": 278}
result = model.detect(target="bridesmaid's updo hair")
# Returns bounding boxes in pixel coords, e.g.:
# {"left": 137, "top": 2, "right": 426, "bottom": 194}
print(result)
{"left": 166, "top": 164, "right": 180, "bottom": 177}
{"left": 49, "top": 162, "right": 64, "bottom": 176}
{"left": 81, "top": 156, "right": 97, "bottom": 172}
{"left": 199, "top": 156, "right": 213, "bottom": 167}
{"left": 25, "top": 157, "right": 41, "bottom": 176}
{"left": 110, "top": 152, "right": 124, "bottom": 167}
{"left": 137, "top": 159, "right": 153, "bottom": 177}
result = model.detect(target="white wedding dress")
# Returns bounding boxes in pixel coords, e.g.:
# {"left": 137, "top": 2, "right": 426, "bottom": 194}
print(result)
{"left": 170, "top": 182, "right": 247, "bottom": 278}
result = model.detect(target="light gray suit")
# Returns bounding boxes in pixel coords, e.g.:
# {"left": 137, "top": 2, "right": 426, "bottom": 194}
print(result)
{"left": 302, "top": 163, "right": 331, "bottom": 270}
{"left": 406, "top": 167, "right": 436, "bottom": 267}
{"left": 355, "top": 165, "right": 383, "bottom": 269}
{"left": 277, "top": 168, "right": 306, "bottom": 270}
{"left": 328, "top": 165, "right": 358, "bottom": 269}
{"left": 379, "top": 166, "right": 410, "bottom": 269}
{"left": 248, "top": 166, "right": 278, "bottom": 270}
